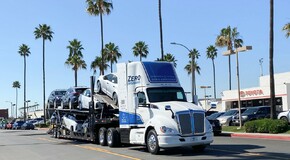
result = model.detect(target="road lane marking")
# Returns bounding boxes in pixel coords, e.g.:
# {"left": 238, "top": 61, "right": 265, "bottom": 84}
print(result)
{"left": 75, "top": 145, "right": 141, "bottom": 160}
{"left": 36, "top": 138, "right": 141, "bottom": 160}
{"left": 36, "top": 137, "right": 59, "bottom": 143}
{"left": 208, "top": 148, "right": 289, "bottom": 160}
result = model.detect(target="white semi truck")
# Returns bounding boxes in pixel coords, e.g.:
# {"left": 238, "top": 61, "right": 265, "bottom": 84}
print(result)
{"left": 52, "top": 61, "right": 213, "bottom": 154}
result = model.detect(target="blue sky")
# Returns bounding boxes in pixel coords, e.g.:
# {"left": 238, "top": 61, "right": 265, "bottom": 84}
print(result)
{"left": 1, "top": 1, "right": 290, "bottom": 116}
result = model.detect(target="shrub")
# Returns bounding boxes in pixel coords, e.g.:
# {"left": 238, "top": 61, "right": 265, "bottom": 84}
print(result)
{"left": 244, "top": 119, "right": 288, "bottom": 134}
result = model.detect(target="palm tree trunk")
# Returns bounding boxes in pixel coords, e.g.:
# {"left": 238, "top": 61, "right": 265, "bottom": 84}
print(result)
{"left": 24, "top": 56, "right": 26, "bottom": 122}
{"left": 111, "top": 61, "right": 113, "bottom": 73}
{"left": 269, "top": 0, "right": 276, "bottom": 119}
{"left": 16, "top": 88, "right": 18, "bottom": 118}
{"left": 213, "top": 59, "right": 216, "bottom": 99}
{"left": 43, "top": 38, "right": 46, "bottom": 123}
{"left": 140, "top": 55, "right": 142, "bottom": 62}
{"left": 74, "top": 69, "right": 78, "bottom": 87}
{"left": 158, "top": 0, "right": 164, "bottom": 60}
{"left": 100, "top": 13, "right": 104, "bottom": 75}
{"left": 228, "top": 55, "right": 231, "bottom": 90}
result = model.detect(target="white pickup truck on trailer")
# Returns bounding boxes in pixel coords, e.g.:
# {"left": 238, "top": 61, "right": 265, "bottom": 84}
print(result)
{"left": 52, "top": 61, "right": 213, "bottom": 154}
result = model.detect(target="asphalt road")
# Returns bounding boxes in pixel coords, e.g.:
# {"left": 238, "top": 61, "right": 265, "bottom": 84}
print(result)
{"left": 0, "top": 129, "right": 289, "bottom": 160}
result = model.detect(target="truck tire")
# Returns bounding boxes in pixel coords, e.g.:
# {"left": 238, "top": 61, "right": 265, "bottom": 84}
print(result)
{"left": 146, "top": 129, "right": 160, "bottom": 154}
{"left": 281, "top": 117, "right": 288, "bottom": 123}
{"left": 107, "top": 128, "right": 120, "bottom": 147}
{"left": 192, "top": 145, "right": 207, "bottom": 153}
{"left": 99, "top": 127, "right": 107, "bottom": 146}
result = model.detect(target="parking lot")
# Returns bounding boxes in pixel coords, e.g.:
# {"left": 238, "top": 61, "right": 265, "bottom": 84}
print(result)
{"left": 0, "top": 129, "right": 290, "bottom": 160}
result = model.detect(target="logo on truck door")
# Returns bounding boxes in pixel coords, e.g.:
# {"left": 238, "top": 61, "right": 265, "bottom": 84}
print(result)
{"left": 128, "top": 75, "right": 141, "bottom": 85}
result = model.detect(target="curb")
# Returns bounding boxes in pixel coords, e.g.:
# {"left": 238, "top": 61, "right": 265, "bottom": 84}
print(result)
{"left": 223, "top": 132, "right": 290, "bottom": 141}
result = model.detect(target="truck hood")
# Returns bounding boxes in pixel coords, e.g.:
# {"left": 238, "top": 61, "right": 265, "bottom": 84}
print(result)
{"left": 152, "top": 101, "right": 204, "bottom": 113}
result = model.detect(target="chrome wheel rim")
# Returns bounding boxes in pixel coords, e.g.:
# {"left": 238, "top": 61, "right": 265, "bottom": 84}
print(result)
{"left": 148, "top": 134, "right": 157, "bottom": 151}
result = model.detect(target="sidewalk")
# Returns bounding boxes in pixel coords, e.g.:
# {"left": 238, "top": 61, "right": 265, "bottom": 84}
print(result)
{"left": 222, "top": 132, "right": 290, "bottom": 141}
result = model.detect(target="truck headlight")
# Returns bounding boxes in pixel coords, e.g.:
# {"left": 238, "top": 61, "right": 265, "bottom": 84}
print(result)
{"left": 160, "top": 126, "right": 174, "bottom": 133}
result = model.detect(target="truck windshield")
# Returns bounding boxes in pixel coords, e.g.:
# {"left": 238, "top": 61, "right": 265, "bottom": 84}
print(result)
{"left": 147, "top": 87, "right": 187, "bottom": 103}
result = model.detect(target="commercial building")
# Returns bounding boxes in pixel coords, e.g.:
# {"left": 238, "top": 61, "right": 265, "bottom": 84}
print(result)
{"left": 221, "top": 72, "right": 290, "bottom": 112}
{"left": 0, "top": 109, "right": 9, "bottom": 119}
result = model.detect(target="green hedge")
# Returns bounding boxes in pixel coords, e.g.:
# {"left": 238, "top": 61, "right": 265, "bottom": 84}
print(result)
{"left": 244, "top": 119, "right": 288, "bottom": 134}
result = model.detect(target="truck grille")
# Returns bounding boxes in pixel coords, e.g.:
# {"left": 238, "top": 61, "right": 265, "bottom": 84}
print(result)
{"left": 177, "top": 111, "right": 205, "bottom": 136}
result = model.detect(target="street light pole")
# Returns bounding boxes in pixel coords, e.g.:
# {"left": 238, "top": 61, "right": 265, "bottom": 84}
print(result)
{"left": 25, "top": 100, "right": 31, "bottom": 120}
{"left": 223, "top": 46, "right": 252, "bottom": 129}
{"left": 171, "top": 42, "right": 196, "bottom": 104}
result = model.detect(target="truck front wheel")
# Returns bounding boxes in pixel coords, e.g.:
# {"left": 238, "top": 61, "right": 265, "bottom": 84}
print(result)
{"left": 99, "top": 127, "right": 107, "bottom": 146}
{"left": 146, "top": 129, "right": 160, "bottom": 154}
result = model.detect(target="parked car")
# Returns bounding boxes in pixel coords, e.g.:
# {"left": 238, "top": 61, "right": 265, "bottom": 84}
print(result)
{"left": 47, "top": 89, "right": 67, "bottom": 109}
{"left": 217, "top": 108, "right": 247, "bottom": 126}
{"left": 278, "top": 110, "right": 290, "bottom": 124}
{"left": 12, "top": 120, "right": 25, "bottom": 130}
{"left": 232, "top": 106, "right": 271, "bottom": 125}
{"left": 61, "top": 86, "right": 88, "bottom": 109}
{"left": 96, "top": 73, "right": 118, "bottom": 105}
{"left": 206, "top": 112, "right": 225, "bottom": 135}
{"left": 5, "top": 120, "right": 16, "bottom": 129}
{"left": 0, "top": 119, "right": 8, "bottom": 129}
{"left": 21, "top": 122, "right": 35, "bottom": 130}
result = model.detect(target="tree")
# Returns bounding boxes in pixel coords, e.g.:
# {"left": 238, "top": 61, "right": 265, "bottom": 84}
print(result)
{"left": 189, "top": 49, "right": 200, "bottom": 95}
{"left": 282, "top": 23, "right": 290, "bottom": 38}
{"left": 156, "top": 53, "right": 177, "bottom": 67}
{"left": 216, "top": 26, "right": 243, "bottom": 90}
{"left": 86, "top": 0, "right": 113, "bottom": 75}
{"left": 104, "top": 42, "right": 121, "bottom": 73}
{"left": 65, "top": 39, "right": 87, "bottom": 87}
{"left": 184, "top": 60, "right": 201, "bottom": 95}
{"left": 91, "top": 55, "right": 109, "bottom": 75}
{"left": 18, "top": 44, "right": 30, "bottom": 121}
{"left": 132, "top": 41, "right": 149, "bottom": 61}
{"left": 158, "top": 0, "right": 164, "bottom": 60}
{"left": 34, "top": 24, "right": 54, "bottom": 123}
{"left": 269, "top": 0, "right": 276, "bottom": 119}
{"left": 12, "top": 81, "right": 21, "bottom": 118}
{"left": 206, "top": 45, "right": 218, "bottom": 99}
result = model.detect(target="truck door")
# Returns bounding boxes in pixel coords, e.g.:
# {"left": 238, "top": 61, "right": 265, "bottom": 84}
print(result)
{"left": 135, "top": 91, "right": 152, "bottom": 127}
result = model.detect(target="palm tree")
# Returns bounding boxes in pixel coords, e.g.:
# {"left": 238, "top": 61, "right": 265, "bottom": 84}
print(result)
{"left": 91, "top": 56, "right": 109, "bottom": 75}
{"left": 86, "top": 0, "right": 113, "bottom": 75}
{"left": 269, "top": 0, "right": 275, "bottom": 119}
{"left": 34, "top": 24, "right": 54, "bottom": 123}
{"left": 156, "top": 53, "right": 177, "bottom": 67}
{"left": 65, "top": 39, "right": 86, "bottom": 87}
{"left": 18, "top": 44, "right": 30, "bottom": 121}
{"left": 216, "top": 26, "right": 243, "bottom": 90}
{"left": 132, "top": 41, "right": 149, "bottom": 61}
{"left": 206, "top": 45, "right": 218, "bottom": 99}
{"left": 189, "top": 49, "right": 200, "bottom": 95}
{"left": 158, "top": 0, "right": 164, "bottom": 60}
{"left": 12, "top": 81, "right": 21, "bottom": 118}
{"left": 282, "top": 23, "right": 290, "bottom": 38}
{"left": 184, "top": 61, "right": 201, "bottom": 75}
{"left": 104, "top": 42, "right": 121, "bottom": 73}
{"left": 184, "top": 60, "right": 201, "bottom": 95}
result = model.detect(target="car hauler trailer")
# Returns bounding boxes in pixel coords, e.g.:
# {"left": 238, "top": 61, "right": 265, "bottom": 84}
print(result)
{"left": 51, "top": 61, "right": 213, "bottom": 154}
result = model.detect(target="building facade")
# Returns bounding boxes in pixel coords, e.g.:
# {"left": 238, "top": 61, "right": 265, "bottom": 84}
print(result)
{"left": 221, "top": 72, "right": 290, "bottom": 112}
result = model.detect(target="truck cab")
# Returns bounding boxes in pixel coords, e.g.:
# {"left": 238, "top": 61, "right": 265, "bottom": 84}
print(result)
{"left": 117, "top": 61, "right": 213, "bottom": 154}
